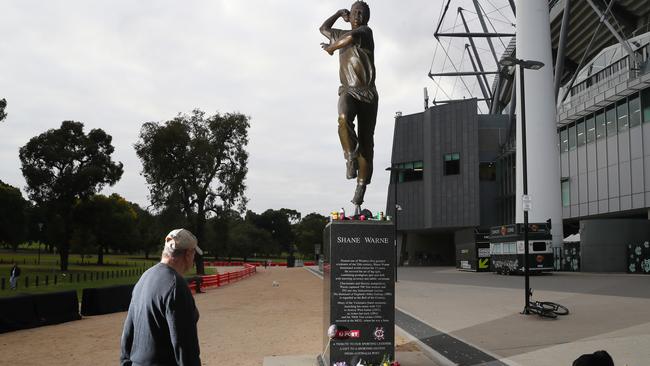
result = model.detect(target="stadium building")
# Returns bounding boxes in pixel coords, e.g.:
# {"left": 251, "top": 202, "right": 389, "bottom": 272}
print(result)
{"left": 387, "top": 0, "right": 650, "bottom": 272}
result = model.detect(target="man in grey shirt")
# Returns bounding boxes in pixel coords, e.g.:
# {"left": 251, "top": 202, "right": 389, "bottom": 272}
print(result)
{"left": 121, "top": 229, "right": 203, "bottom": 366}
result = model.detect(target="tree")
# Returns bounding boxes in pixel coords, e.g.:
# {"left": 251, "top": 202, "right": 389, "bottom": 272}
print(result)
{"left": 132, "top": 205, "right": 164, "bottom": 259}
{"left": 294, "top": 213, "right": 328, "bottom": 258}
{"left": 72, "top": 194, "right": 137, "bottom": 265}
{"left": 0, "top": 98, "right": 6, "bottom": 122}
{"left": 135, "top": 109, "right": 249, "bottom": 274}
{"left": 230, "top": 220, "right": 272, "bottom": 262}
{"left": 246, "top": 209, "right": 296, "bottom": 256}
{"left": 19, "top": 121, "right": 123, "bottom": 270}
{"left": 0, "top": 181, "right": 28, "bottom": 250}
{"left": 206, "top": 209, "right": 241, "bottom": 260}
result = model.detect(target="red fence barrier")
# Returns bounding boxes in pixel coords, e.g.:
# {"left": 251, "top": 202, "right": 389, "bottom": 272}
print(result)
{"left": 188, "top": 264, "right": 257, "bottom": 294}
{"left": 204, "top": 261, "right": 316, "bottom": 267}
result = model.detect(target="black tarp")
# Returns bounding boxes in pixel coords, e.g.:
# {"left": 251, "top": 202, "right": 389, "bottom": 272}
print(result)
{"left": 81, "top": 284, "right": 134, "bottom": 316}
{"left": 0, "top": 290, "right": 80, "bottom": 333}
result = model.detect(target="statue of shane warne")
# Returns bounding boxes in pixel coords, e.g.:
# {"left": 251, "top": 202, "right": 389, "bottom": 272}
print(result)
{"left": 320, "top": 1, "right": 378, "bottom": 215}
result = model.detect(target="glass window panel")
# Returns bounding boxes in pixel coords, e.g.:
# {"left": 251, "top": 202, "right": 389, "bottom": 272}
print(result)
{"left": 568, "top": 125, "right": 576, "bottom": 150}
{"left": 586, "top": 115, "right": 595, "bottom": 143}
{"left": 643, "top": 88, "right": 650, "bottom": 123}
{"left": 617, "top": 99, "right": 628, "bottom": 132}
{"left": 444, "top": 158, "right": 460, "bottom": 175}
{"left": 414, "top": 161, "right": 423, "bottom": 169}
{"left": 560, "top": 129, "right": 568, "bottom": 152}
{"left": 452, "top": 153, "right": 460, "bottom": 160}
{"left": 577, "top": 120, "right": 586, "bottom": 146}
{"left": 629, "top": 93, "right": 641, "bottom": 127}
{"left": 595, "top": 110, "right": 606, "bottom": 139}
{"left": 562, "top": 181, "right": 570, "bottom": 207}
{"left": 606, "top": 106, "right": 617, "bottom": 136}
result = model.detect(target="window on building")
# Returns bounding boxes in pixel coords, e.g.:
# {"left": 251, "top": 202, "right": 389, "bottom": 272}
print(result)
{"left": 568, "top": 124, "right": 576, "bottom": 150}
{"left": 561, "top": 180, "right": 570, "bottom": 207}
{"left": 595, "top": 110, "right": 606, "bottom": 139}
{"left": 629, "top": 93, "right": 641, "bottom": 127}
{"left": 577, "top": 120, "right": 586, "bottom": 147}
{"left": 586, "top": 115, "right": 595, "bottom": 143}
{"left": 606, "top": 105, "right": 617, "bottom": 136}
{"left": 617, "top": 99, "right": 629, "bottom": 132}
{"left": 560, "top": 128, "right": 568, "bottom": 152}
{"left": 396, "top": 161, "right": 423, "bottom": 182}
{"left": 443, "top": 153, "right": 460, "bottom": 175}
{"left": 643, "top": 88, "right": 650, "bottom": 123}
{"left": 479, "top": 162, "right": 496, "bottom": 181}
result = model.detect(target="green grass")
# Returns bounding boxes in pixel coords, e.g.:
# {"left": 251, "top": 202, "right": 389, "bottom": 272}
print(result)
{"left": 0, "top": 250, "right": 216, "bottom": 298}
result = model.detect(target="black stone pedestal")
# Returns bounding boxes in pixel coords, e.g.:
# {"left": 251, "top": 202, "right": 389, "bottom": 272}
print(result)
{"left": 318, "top": 221, "right": 395, "bottom": 366}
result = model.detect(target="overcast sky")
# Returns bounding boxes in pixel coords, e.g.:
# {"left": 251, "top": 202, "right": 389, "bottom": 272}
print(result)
{"left": 0, "top": 0, "right": 513, "bottom": 217}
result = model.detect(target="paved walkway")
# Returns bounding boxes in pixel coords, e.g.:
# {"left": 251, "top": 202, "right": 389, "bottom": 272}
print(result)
{"left": 396, "top": 267, "right": 650, "bottom": 365}
{"left": 3, "top": 265, "right": 645, "bottom": 365}
{"left": 0, "top": 267, "right": 421, "bottom": 365}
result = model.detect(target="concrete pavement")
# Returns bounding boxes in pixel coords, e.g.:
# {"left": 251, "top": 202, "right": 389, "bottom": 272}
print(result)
{"left": 396, "top": 267, "right": 650, "bottom": 365}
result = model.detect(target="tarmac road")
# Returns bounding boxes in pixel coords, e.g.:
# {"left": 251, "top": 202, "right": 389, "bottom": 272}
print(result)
{"left": 398, "top": 266, "right": 650, "bottom": 299}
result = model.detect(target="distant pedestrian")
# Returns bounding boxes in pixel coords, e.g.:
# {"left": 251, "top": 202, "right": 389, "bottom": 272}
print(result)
{"left": 9, "top": 263, "right": 20, "bottom": 290}
{"left": 120, "top": 228, "right": 203, "bottom": 366}
{"left": 573, "top": 350, "right": 614, "bottom": 366}
{"left": 264, "top": 260, "right": 268, "bottom": 269}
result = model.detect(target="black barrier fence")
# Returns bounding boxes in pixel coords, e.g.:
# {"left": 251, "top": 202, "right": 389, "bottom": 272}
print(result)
{"left": 0, "top": 290, "right": 81, "bottom": 333}
{"left": 0, "top": 266, "right": 149, "bottom": 291}
{"left": 81, "top": 284, "right": 135, "bottom": 316}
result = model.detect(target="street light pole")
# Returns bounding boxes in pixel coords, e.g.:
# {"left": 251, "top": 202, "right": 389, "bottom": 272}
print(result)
{"left": 386, "top": 167, "right": 402, "bottom": 283}
{"left": 499, "top": 56, "right": 544, "bottom": 315}
{"left": 385, "top": 166, "right": 423, "bottom": 283}
{"left": 519, "top": 63, "right": 531, "bottom": 314}
{"left": 393, "top": 170, "right": 399, "bottom": 283}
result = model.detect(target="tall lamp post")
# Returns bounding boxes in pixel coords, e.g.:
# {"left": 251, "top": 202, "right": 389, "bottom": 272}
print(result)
{"left": 499, "top": 56, "right": 544, "bottom": 314}
{"left": 385, "top": 166, "right": 422, "bottom": 282}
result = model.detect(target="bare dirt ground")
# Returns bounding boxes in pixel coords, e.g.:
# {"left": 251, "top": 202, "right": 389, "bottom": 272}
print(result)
{"left": 0, "top": 267, "right": 418, "bottom": 366}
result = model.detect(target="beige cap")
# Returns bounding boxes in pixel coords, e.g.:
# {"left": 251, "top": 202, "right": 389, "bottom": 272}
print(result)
{"left": 165, "top": 229, "right": 203, "bottom": 255}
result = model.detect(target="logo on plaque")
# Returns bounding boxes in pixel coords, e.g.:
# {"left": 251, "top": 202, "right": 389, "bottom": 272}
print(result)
{"left": 373, "top": 326, "right": 385, "bottom": 341}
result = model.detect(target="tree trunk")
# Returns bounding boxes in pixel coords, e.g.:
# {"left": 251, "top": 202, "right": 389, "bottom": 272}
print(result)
{"left": 97, "top": 246, "right": 104, "bottom": 265}
{"left": 194, "top": 209, "right": 206, "bottom": 275}
{"left": 59, "top": 248, "right": 69, "bottom": 271}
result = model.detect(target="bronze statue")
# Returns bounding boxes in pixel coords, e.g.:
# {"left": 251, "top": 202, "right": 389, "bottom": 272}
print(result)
{"left": 320, "top": 1, "right": 378, "bottom": 215}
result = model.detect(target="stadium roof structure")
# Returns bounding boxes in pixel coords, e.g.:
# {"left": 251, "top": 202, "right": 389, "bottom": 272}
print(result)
{"left": 490, "top": 0, "right": 650, "bottom": 115}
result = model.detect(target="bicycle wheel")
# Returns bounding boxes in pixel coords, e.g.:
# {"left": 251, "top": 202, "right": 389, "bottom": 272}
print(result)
{"left": 540, "top": 301, "right": 569, "bottom": 316}
{"left": 527, "top": 304, "right": 557, "bottom": 319}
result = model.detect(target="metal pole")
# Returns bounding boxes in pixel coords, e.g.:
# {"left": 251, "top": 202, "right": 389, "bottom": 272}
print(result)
{"left": 508, "top": 0, "right": 516, "bottom": 17}
{"left": 459, "top": 9, "right": 493, "bottom": 102}
{"left": 472, "top": 0, "right": 500, "bottom": 66}
{"left": 394, "top": 171, "right": 398, "bottom": 283}
{"left": 465, "top": 44, "right": 492, "bottom": 109}
{"left": 554, "top": 0, "right": 572, "bottom": 99}
{"left": 520, "top": 63, "right": 530, "bottom": 314}
{"left": 585, "top": 0, "right": 639, "bottom": 71}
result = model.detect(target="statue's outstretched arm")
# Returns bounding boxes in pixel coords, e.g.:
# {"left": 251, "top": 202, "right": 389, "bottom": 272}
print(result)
{"left": 321, "top": 34, "right": 354, "bottom": 55}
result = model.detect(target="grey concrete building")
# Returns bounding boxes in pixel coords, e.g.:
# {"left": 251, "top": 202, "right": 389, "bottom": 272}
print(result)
{"left": 387, "top": 99, "right": 508, "bottom": 266}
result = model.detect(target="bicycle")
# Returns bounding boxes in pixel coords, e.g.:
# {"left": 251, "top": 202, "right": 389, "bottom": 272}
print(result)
{"left": 525, "top": 289, "right": 569, "bottom": 318}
